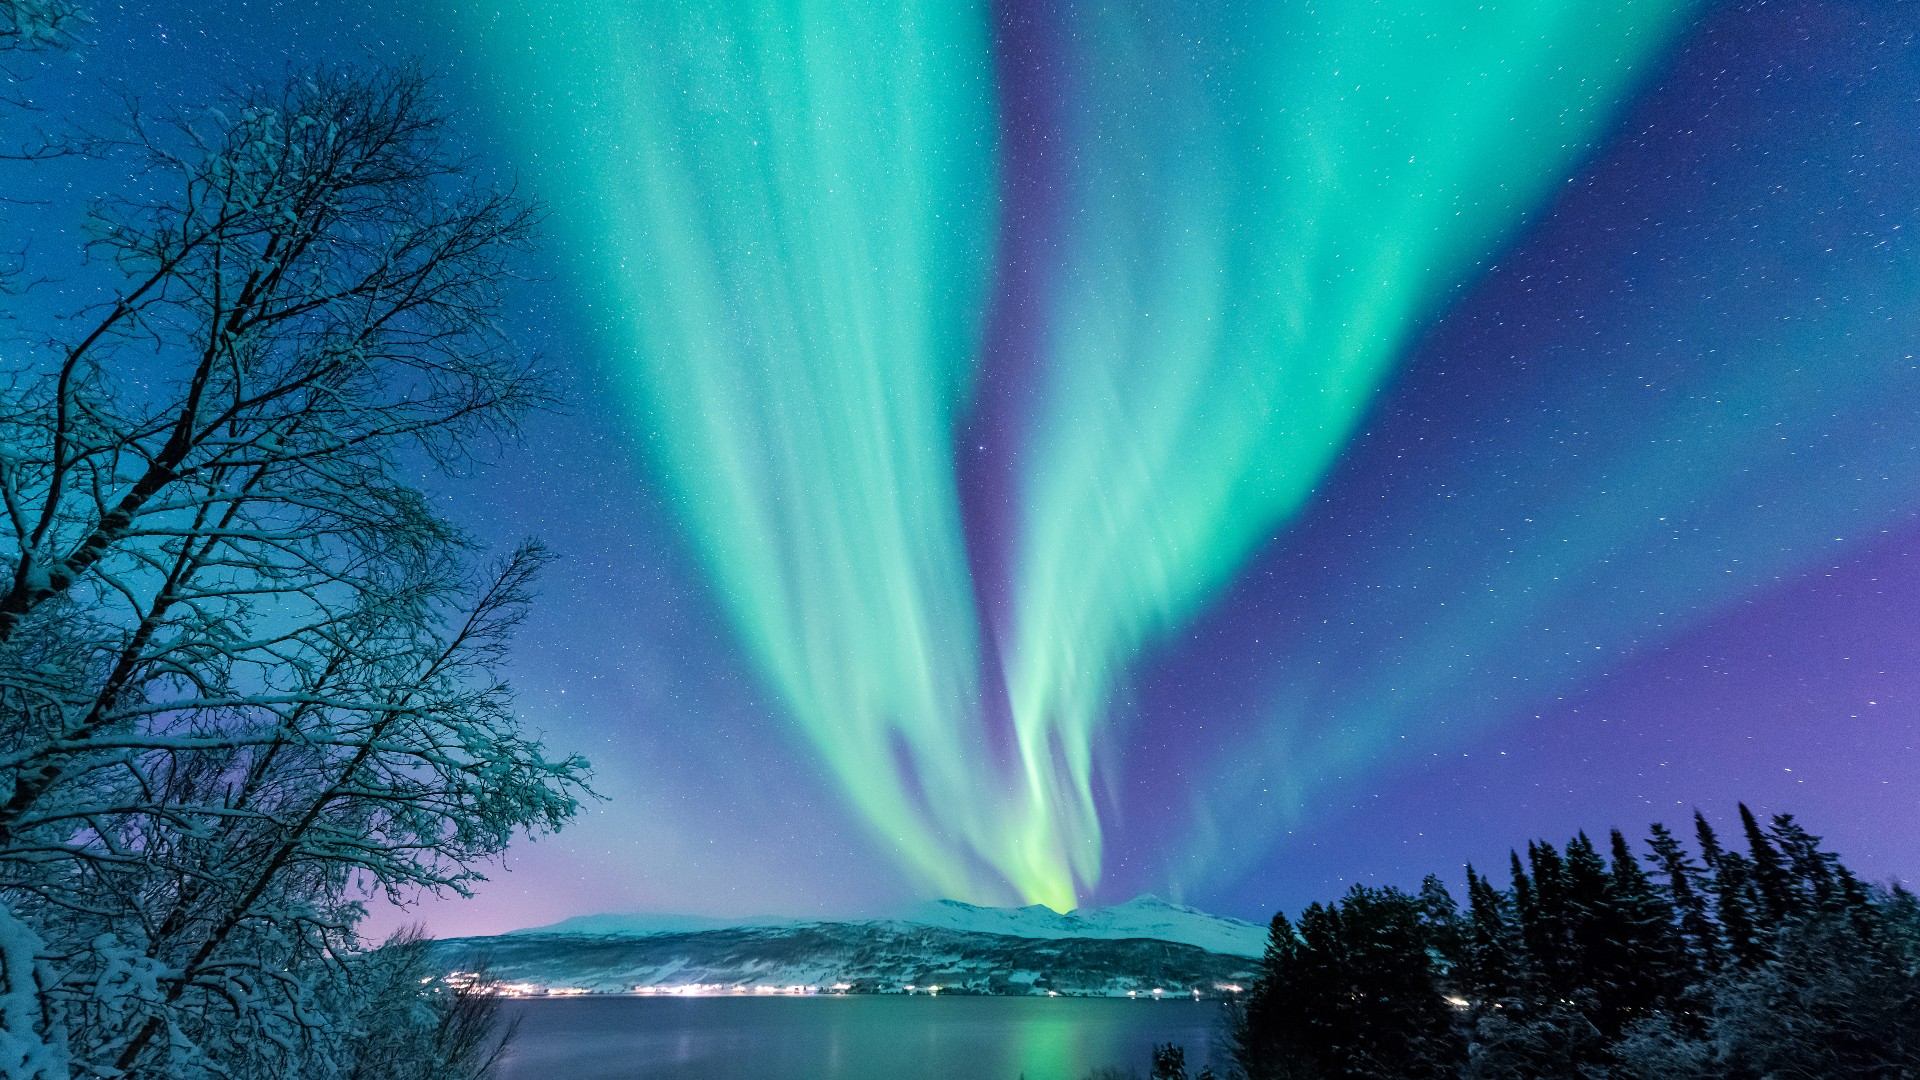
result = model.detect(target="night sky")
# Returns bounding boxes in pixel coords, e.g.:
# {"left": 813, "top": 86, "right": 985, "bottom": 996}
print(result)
{"left": 17, "top": 0, "right": 1919, "bottom": 937}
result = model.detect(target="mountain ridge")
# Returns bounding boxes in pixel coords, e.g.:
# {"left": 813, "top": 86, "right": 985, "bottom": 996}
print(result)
{"left": 437, "top": 895, "right": 1264, "bottom": 997}
{"left": 502, "top": 893, "right": 1265, "bottom": 958}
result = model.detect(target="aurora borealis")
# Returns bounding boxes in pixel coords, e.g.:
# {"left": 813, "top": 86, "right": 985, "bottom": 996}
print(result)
{"left": 477, "top": 0, "right": 1708, "bottom": 909}
{"left": 483, "top": 0, "right": 1012, "bottom": 904}
{"left": 988, "top": 0, "right": 1691, "bottom": 907}
{"left": 57, "top": 0, "right": 1920, "bottom": 932}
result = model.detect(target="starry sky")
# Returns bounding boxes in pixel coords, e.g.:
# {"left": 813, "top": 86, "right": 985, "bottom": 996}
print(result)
{"left": 14, "top": 0, "right": 1920, "bottom": 936}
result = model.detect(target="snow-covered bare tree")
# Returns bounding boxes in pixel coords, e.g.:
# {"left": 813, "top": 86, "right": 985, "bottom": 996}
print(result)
{"left": 0, "top": 64, "right": 589, "bottom": 1079}
{"left": 0, "top": 0, "right": 82, "bottom": 56}
{"left": 1, "top": 0, "right": 85, "bottom": 138}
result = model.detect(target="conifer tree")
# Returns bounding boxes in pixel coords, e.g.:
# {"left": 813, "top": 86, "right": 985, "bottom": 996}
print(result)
{"left": 1836, "top": 865, "right": 1881, "bottom": 942}
{"left": 1739, "top": 803, "right": 1795, "bottom": 920}
{"left": 1236, "top": 806, "right": 1920, "bottom": 1080}
{"left": 1714, "top": 851, "right": 1769, "bottom": 968}
{"left": 1464, "top": 865, "right": 1519, "bottom": 1005}
{"left": 1235, "top": 911, "right": 1323, "bottom": 1080}
{"left": 1506, "top": 851, "right": 1542, "bottom": 1000}
{"left": 1882, "top": 884, "right": 1920, "bottom": 968}
{"left": 1647, "top": 822, "right": 1720, "bottom": 972}
{"left": 1769, "top": 813, "right": 1835, "bottom": 913}
{"left": 1331, "top": 887, "right": 1464, "bottom": 1079}
{"left": 1564, "top": 833, "right": 1613, "bottom": 984}
{"left": 1295, "top": 902, "right": 1351, "bottom": 1072}
{"left": 1508, "top": 852, "right": 1536, "bottom": 928}
{"left": 1525, "top": 841, "right": 1573, "bottom": 992}
{"left": 1692, "top": 810, "right": 1724, "bottom": 870}
{"left": 1605, "top": 828, "right": 1683, "bottom": 1026}
{"left": 1418, "top": 874, "right": 1469, "bottom": 979}
{"left": 1697, "top": 813, "right": 1768, "bottom": 966}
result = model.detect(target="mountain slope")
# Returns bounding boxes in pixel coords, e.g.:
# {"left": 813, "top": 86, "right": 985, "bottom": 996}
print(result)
{"left": 897, "top": 895, "right": 1264, "bottom": 957}
{"left": 436, "top": 896, "right": 1263, "bottom": 997}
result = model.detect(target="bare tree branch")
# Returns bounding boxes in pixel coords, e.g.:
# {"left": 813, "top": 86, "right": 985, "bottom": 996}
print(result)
{"left": 0, "top": 62, "right": 588, "bottom": 1080}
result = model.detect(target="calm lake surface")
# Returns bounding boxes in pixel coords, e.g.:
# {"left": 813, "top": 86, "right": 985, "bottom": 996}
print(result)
{"left": 495, "top": 996, "right": 1228, "bottom": 1080}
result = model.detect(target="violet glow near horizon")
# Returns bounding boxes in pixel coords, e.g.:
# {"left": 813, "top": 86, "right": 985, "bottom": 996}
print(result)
{"left": 84, "top": 0, "right": 1920, "bottom": 933}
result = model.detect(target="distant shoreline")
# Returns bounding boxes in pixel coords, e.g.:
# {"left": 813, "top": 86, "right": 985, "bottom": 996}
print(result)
{"left": 491, "top": 991, "right": 1222, "bottom": 1001}
{"left": 457, "top": 979, "right": 1241, "bottom": 1002}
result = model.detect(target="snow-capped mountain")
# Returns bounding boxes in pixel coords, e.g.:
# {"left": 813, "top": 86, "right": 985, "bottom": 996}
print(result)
{"left": 896, "top": 895, "right": 1265, "bottom": 958}
{"left": 504, "top": 911, "right": 796, "bottom": 937}
{"left": 434, "top": 895, "right": 1263, "bottom": 997}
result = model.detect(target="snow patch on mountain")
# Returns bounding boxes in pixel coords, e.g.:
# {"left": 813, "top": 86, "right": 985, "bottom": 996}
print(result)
{"left": 896, "top": 895, "right": 1265, "bottom": 958}
{"left": 507, "top": 911, "right": 796, "bottom": 937}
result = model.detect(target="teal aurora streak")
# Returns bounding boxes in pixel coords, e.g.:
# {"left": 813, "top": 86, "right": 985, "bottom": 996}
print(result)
{"left": 481, "top": 0, "right": 1696, "bottom": 909}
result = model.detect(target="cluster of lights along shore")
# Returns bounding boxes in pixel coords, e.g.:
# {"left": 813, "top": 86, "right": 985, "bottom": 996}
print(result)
{"left": 440, "top": 973, "right": 1246, "bottom": 1001}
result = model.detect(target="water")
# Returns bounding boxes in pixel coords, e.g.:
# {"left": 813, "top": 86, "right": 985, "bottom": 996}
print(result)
{"left": 494, "top": 996, "right": 1229, "bottom": 1080}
